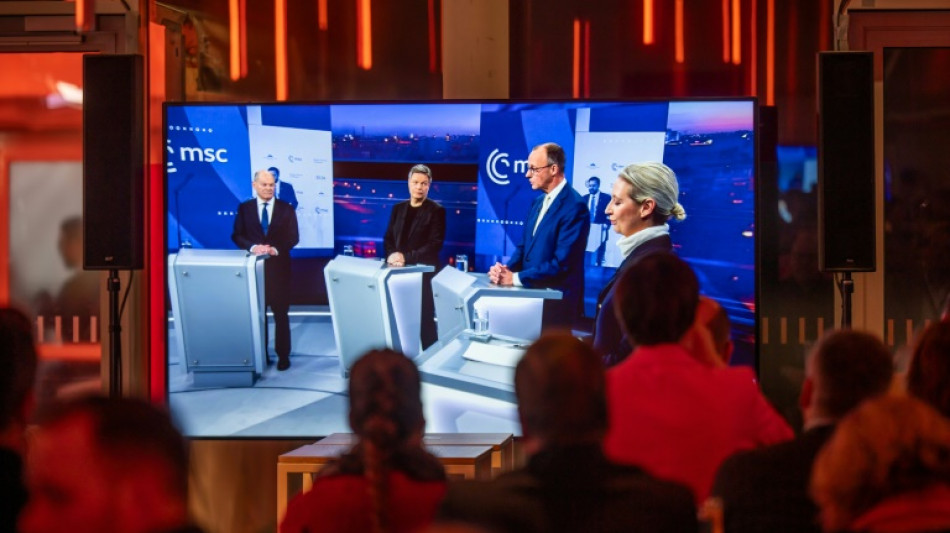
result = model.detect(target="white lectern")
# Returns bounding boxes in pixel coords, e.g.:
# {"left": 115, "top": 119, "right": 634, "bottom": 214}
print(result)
{"left": 168, "top": 249, "right": 267, "bottom": 387}
{"left": 324, "top": 255, "right": 435, "bottom": 376}
{"left": 417, "top": 266, "right": 562, "bottom": 400}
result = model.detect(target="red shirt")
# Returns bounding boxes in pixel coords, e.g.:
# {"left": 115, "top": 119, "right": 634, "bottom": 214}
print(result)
{"left": 604, "top": 343, "right": 793, "bottom": 502}
{"left": 280, "top": 470, "right": 446, "bottom": 533}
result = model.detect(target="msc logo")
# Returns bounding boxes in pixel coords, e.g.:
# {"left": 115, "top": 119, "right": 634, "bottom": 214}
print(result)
{"left": 178, "top": 146, "right": 229, "bottom": 163}
{"left": 485, "top": 149, "right": 529, "bottom": 186}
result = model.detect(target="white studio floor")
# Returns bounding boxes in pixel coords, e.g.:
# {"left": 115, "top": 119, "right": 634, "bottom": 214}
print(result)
{"left": 167, "top": 307, "right": 519, "bottom": 438}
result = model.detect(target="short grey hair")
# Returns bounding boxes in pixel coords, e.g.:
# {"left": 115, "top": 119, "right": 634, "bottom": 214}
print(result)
{"left": 253, "top": 169, "right": 274, "bottom": 182}
{"left": 616, "top": 162, "right": 686, "bottom": 222}
{"left": 408, "top": 164, "right": 433, "bottom": 183}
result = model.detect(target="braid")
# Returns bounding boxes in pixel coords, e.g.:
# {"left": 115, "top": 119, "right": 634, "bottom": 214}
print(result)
{"left": 362, "top": 437, "right": 388, "bottom": 533}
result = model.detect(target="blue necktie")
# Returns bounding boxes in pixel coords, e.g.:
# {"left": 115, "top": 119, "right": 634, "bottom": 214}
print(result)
{"left": 261, "top": 203, "right": 269, "bottom": 235}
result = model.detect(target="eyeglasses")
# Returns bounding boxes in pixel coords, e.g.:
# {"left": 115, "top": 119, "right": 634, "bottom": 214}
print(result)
{"left": 527, "top": 164, "right": 554, "bottom": 175}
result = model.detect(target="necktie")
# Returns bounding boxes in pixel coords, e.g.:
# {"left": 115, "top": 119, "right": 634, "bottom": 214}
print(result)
{"left": 589, "top": 195, "right": 595, "bottom": 219}
{"left": 533, "top": 195, "right": 553, "bottom": 235}
{"left": 261, "top": 202, "right": 269, "bottom": 234}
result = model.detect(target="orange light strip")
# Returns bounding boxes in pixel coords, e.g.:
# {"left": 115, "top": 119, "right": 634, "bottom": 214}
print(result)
{"left": 750, "top": 0, "right": 757, "bottom": 95}
{"left": 721, "top": 0, "right": 730, "bottom": 63}
{"left": 766, "top": 0, "right": 774, "bottom": 105}
{"left": 76, "top": 0, "right": 86, "bottom": 30}
{"left": 239, "top": 0, "right": 247, "bottom": 77}
{"left": 229, "top": 0, "right": 240, "bottom": 80}
{"left": 357, "top": 0, "right": 373, "bottom": 70}
{"left": 572, "top": 18, "right": 581, "bottom": 99}
{"left": 583, "top": 20, "right": 591, "bottom": 98}
{"left": 674, "top": 0, "right": 684, "bottom": 64}
{"left": 731, "top": 0, "right": 741, "bottom": 65}
{"left": 427, "top": 0, "right": 437, "bottom": 72}
{"left": 318, "top": 0, "right": 328, "bottom": 31}
{"left": 643, "top": 0, "right": 654, "bottom": 45}
{"left": 275, "top": 0, "right": 288, "bottom": 100}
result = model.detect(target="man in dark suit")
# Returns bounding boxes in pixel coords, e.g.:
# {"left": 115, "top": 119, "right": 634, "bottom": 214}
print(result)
{"left": 710, "top": 329, "right": 894, "bottom": 533}
{"left": 489, "top": 143, "right": 590, "bottom": 329}
{"left": 267, "top": 166, "right": 298, "bottom": 210}
{"left": 436, "top": 333, "right": 697, "bottom": 533}
{"left": 383, "top": 164, "right": 446, "bottom": 350}
{"left": 232, "top": 169, "right": 299, "bottom": 371}
{"left": 582, "top": 176, "right": 611, "bottom": 266}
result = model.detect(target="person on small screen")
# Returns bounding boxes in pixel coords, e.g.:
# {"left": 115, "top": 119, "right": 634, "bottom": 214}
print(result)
{"left": 592, "top": 162, "right": 686, "bottom": 366}
{"left": 488, "top": 143, "right": 590, "bottom": 329}
{"left": 18, "top": 396, "right": 203, "bottom": 533}
{"left": 582, "top": 176, "right": 611, "bottom": 266}
{"left": 232, "top": 169, "right": 299, "bottom": 371}
{"left": 267, "top": 166, "right": 299, "bottom": 210}
{"left": 280, "top": 349, "right": 446, "bottom": 533}
{"left": 436, "top": 333, "right": 697, "bottom": 532}
{"left": 383, "top": 164, "right": 446, "bottom": 350}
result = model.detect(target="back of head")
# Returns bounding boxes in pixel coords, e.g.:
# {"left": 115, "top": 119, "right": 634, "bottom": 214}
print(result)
{"left": 808, "top": 329, "right": 894, "bottom": 420}
{"left": 811, "top": 394, "right": 950, "bottom": 532}
{"left": 616, "top": 162, "right": 687, "bottom": 223}
{"left": 0, "top": 307, "right": 37, "bottom": 428}
{"left": 41, "top": 395, "right": 189, "bottom": 499}
{"left": 348, "top": 349, "right": 425, "bottom": 456}
{"left": 907, "top": 320, "right": 950, "bottom": 418}
{"left": 613, "top": 252, "right": 698, "bottom": 346}
{"left": 515, "top": 333, "right": 607, "bottom": 447}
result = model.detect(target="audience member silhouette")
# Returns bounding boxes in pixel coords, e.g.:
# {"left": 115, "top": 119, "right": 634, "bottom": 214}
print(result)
{"left": 281, "top": 349, "right": 446, "bottom": 533}
{"left": 437, "top": 333, "right": 697, "bottom": 533}
{"left": 18, "top": 395, "right": 203, "bottom": 533}
{"left": 811, "top": 394, "right": 950, "bottom": 533}
{"left": 711, "top": 329, "right": 894, "bottom": 533}
{"left": 906, "top": 320, "right": 950, "bottom": 418}
{"left": 604, "top": 252, "right": 792, "bottom": 502}
{"left": 0, "top": 308, "right": 38, "bottom": 533}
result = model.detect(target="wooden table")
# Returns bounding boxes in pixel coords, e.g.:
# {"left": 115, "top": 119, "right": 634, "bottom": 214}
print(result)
{"left": 276, "top": 441, "right": 494, "bottom": 524}
{"left": 317, "top": 432, "right": 515, "bottom": 474}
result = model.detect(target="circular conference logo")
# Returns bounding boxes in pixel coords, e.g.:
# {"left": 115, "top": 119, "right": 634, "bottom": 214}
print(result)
{"left": 485, "top": 148, "right": 511, "bottom": 186}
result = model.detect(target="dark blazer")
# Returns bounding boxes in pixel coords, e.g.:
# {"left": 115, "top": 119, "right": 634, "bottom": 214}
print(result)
{"left": 710, "top": 424, "right": 835, "bottom": 533}
{"left": 509, "top": 183, "right": 590, "bottom": 327}
{"left": 593, "top": 233, "right": 672, "bottom": 366}
{"left": 383, "top": 198, "right": 446, "bottom": 268}
{"left": 437, "top": 444, "right": 697, "bottom": 533}
{"left": 278, "top": 181, "right": 298, "bottom": 210}
{"left": 231, "top": 198, "right": 299, "bottom": 306}
{"left": 583, "top": 191, "right": 611, "bottom": 225}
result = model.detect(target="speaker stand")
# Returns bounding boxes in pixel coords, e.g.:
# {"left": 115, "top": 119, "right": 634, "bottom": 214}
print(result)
{"left": 838, "top": 271, "right": 854, "bottom": 328}
{"left": 108, "top": 269, "right": 122, "bottom": 397}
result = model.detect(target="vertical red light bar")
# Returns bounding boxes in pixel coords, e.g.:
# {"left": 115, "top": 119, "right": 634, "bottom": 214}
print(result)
{"left": 721, "top": 0, "right": 731, "bottom": 63}
{"left": 643, "top": 0, "right": 654, "bottom": 45}
{"left": 357, "top": 0, "right": 373, "bottom": 70}
{"left": 318, "top": 0, "right": 328, "bottom": 31}
{"left": 583, "top": 20, "right": 591, "bottom": 98}
{"left": 766, "top": 0, "right": 774, "bottom": 105}
{"left": 275, "top": 0, "right": 288, "bottom": 99}
{"left": 674, "top": 0, "right": 684, "bottom": 64}
{"left": 239, "top": 0, "right": 247, "bottom": 77}
{"left": 572, "top": 18, "right": 581, "bottom": 99}
{"left": 731, "top": 0, "right": 741, "bottom": 65}
{"left": 750, "top": 0, "right": 757, "bottom": 95}
{"left": 229, "top": 0, "right": 240, "bottom": 80}
{"left": 75, "top": 0, "right": 94, "bottom": 32}
{"left": 427, "top": 0, "right": 437, "bottom": 72}
{"left": 818, "top": 0, "right": 830, "bottom": 50}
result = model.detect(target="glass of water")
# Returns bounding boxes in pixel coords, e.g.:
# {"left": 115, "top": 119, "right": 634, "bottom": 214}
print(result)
{"left": 473, "top": 307, "right": 489, "bottom": 334}
{"left": 456, "top": 254, "right": 469, "bottom": 272}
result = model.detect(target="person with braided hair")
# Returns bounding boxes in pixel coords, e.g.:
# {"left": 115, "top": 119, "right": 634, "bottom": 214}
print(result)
{"left": 280, "top": 349, "right": 446, "bottom": 533}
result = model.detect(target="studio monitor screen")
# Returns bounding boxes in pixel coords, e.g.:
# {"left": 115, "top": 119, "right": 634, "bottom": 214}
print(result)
{"left": 164, "top": 99, "right": 758, "bottom": 437}
{"left": 818, "top": 51, "right": 875, "bottom": 272}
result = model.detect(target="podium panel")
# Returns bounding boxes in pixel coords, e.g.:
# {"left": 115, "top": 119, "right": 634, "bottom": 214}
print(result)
{"left": 324, "top": 256, "right": 434, "bottom": 376}
{"left": 168, "top": 249, "right": 266, "bottom": 386}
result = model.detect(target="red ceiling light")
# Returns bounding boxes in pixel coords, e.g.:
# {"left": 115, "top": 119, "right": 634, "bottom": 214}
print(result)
{"left": 275, "top": 0, "right": 288, "bottom": 100}
{"left": 643, "top": 0, "right": 654, "bottom": 45}
{"left": 573, "top": 18, "right": 581, "bottom": 99}
{"left": 357, "top": 0, "right": 373, "bottom": 70}
{"left": 675, "top": 0, "right": 684, "bottom": 64}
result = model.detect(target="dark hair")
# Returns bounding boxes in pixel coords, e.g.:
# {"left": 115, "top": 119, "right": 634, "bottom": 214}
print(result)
{"left": 613, "top": 252, "right": 698, "bottom": 346}
{"left": 0, "top": 307, "right": 37, "bottom": 427}
{"left": 342, "top": 349, "right": 442, "bottom": 533}
{"left": 586, "top": 176, "right": 601, "bottom": 186}
{"left": 533, "top": 142, "right": 566, "bottom": 172}
{"left": 515, "top": 332, "right": 607, "bottom": 445}
{"left": 809, "top": 329, "right": 894, "bottom": 419}
{"left": 267, "top": 166, "right": 280, "bottom": 180}
{"left": 40, "top": 396, "right": 189, "bottom": 499}
{"left": 907, "top": 321, "right": 950, "bottom": 418}
{"left": 60, "top": 216, "right": 83, "bottom": 240}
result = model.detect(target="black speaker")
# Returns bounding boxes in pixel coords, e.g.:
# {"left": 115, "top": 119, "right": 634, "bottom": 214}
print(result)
{"left": 817, "top": 51, "right": 875, "bottom": 272}
{"left": 83, "top": 54, "right": 144, "bottom": 270}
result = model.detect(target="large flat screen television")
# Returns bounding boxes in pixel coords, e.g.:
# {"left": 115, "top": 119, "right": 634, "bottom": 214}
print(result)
{"left": 164, "top": 99, "right": 757, "bottom": 438}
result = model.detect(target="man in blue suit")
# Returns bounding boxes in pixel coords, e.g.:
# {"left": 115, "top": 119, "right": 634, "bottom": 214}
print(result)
{"left": 489, "top": 143, "right": 590, "bottom": 329}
